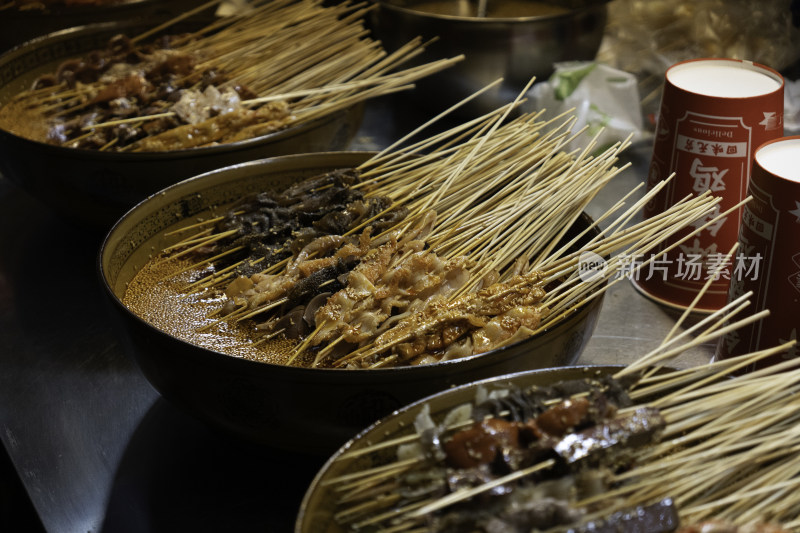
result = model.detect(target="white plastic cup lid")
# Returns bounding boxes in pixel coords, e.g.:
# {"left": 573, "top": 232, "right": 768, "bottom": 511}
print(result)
{"left": 667, "top": 60, "right": 782, "bottom": 98}
{"left": 756, "top": 138, "right": 800, "bottom": 183}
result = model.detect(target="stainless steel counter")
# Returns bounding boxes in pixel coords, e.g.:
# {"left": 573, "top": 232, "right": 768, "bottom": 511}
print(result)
{"left": 0, "top": 94, "right": 713, "bottom": 533}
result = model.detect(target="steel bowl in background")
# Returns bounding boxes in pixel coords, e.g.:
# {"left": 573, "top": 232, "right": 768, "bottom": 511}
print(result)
{"left": 296, "top": 365, "right": 623, "bottom": 532}
{"left": 99, "top": 151, "right": 605, "bottom": 455}
{"left": 372, "top": 0, "right": 609, "bottom": 116}
{"left": 0, "top": 21, "right": 363, "bottom": 228}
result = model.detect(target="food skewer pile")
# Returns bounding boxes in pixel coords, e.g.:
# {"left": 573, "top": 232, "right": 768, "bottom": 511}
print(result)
{"left": 124, "top": 88, "right": 729, "bottom": 370}
{"left": 0, "top": 0, "right": 460, "bottom": 151}
{"left": 315, "top": 285, "right": 798, "bottom": 532}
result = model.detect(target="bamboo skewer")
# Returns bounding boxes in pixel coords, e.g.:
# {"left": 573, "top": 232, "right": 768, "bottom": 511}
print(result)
{"left": 79, "top": 61, "right": 460, "bottom": 132}
{"left": 408, "top": 459, "right": 557, "bottom": 518}
{"left": 156, "top": 102, "right": 729, "bottom": 370}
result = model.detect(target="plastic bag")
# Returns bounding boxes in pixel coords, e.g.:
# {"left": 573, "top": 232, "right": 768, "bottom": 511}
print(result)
{"left": 523, "top": 62, "right": 645, "bottom": 154}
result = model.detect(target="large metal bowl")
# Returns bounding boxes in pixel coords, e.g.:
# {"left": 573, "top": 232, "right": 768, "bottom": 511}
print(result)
{"left": 0, "top": 21, "right": 363, "bottom": 228}
{"left": 99, "top": 152, "right": 605, "bottom": 454}
{"left": 372, "top": 0, "right": 609, "bottom": 116}
{"left": 296, "top": 365, "right": 623, "bottom": 532}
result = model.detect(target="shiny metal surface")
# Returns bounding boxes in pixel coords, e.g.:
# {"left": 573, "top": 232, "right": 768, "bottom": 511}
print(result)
{"left": 0, "top": 93, "right": 713, "bottom": 532}
{"left": 372, "top": 0, "right": 609, "bottom": 116}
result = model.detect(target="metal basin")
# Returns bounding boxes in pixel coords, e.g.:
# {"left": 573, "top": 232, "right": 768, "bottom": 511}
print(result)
{"left": 98, "top": 151, "right": 605, "bottom": 454}
{"left": 0, "top": 20, "right": 363, "bottom": 228}
{"left": 372, "top": 0, "right": 609, "bottom": 116}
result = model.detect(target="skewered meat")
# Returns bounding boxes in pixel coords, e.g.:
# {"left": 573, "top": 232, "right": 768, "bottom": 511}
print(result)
{"left": 553, "top": 406, "right": 665, "bottom": 465}
{"left": 312, "top": 230, "right": 474, "bottom": 348}
{"left": 286, "top": 235, "right": 347, "bottom": 277}
{"left": 444, "top": 418, "right": 521, "bottom": 470}
{"left": 348, "top": 271, "right": 546, "bottom": 366}
{"left": 441, "top": 388, "right": 655, "bottom": 475}
{"left": 281, "top": 258, "right": 352, "bottom": 313}
{"left": 132, "top": 102, "right": 292, "bottom": 151}
{"left": 220, "top": 229, "right": 370, "bottom": 317}
{"left": 357, "top": 376, "right": 671, "bottom": 533}
{"left": 443, "top": 396, "right": 600, "bottom": 471}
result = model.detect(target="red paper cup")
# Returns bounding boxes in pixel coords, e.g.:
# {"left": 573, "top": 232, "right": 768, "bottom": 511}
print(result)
{"left": 633, "top": 58, "right": 784, "bottom": 312}
{"left": 716, "top": 136, "right": 800, "bottom": 368}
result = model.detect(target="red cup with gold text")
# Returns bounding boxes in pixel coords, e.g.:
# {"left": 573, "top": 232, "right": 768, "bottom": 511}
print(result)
{"left": 633, "top": 58, "right": 784, "bottom": 312}
{"left": 716, "top": 136, "right": 800, "bottom": 368}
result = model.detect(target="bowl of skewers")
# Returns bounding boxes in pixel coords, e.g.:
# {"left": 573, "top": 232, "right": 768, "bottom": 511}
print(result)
{"left": 297, "top": 343, "right": 800, "bottom": 532}
{"left": 100, "top": 152, "right": 605, "bottom": 453}
{"left": 0, "top": 0, "right": 458, "bottom": 227}
{"left": 99, "top": 98, "right": 723, "bottom": 453}
{"left": 371, "top": 0, "right": 610, "bottom": 116}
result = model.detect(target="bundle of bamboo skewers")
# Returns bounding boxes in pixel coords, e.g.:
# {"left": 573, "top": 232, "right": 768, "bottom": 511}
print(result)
{"left": 0, "top": 0, "right": 461, "bottom": 151}
{"left": 126, "top": 79, "right": 735, "bottom": 371}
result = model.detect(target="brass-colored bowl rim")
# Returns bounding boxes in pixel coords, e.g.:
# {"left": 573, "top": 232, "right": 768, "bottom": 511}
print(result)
{"left": 99, "top": 151, "right": 605, "bottom": 377}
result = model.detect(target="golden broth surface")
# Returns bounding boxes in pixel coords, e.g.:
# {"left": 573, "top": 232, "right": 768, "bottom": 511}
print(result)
{"left": 0, "top": 101, "right": 50, "bottom": 142}
{"left": 122, "top": 257, "right": 307, "bottom": 365}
